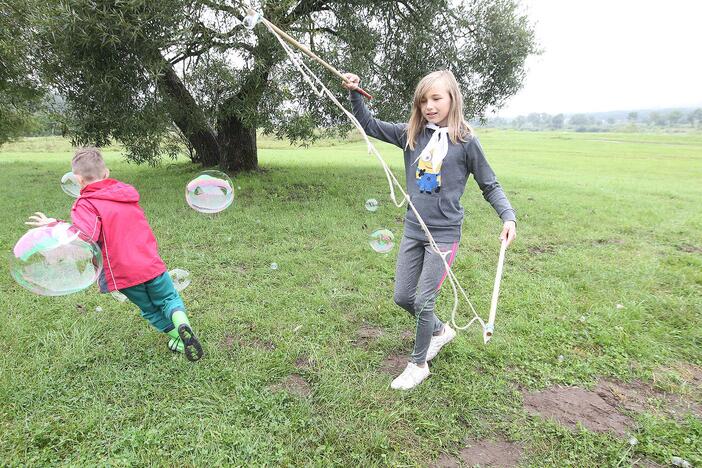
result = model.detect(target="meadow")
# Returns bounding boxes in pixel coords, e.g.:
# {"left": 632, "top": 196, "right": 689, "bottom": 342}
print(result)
{"left": 0, "top": 130, "right": 700, "bottom": 466}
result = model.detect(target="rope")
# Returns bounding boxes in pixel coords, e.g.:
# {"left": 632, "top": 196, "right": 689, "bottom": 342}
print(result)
{"left": 262, "top": 20, "right": 490, "bottom": 336}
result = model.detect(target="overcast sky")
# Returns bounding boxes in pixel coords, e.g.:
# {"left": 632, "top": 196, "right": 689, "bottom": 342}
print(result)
{"left": 494, "top": 0, "right": 702, "bottom": 117}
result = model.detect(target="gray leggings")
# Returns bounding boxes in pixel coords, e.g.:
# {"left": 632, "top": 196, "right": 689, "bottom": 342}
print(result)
{"left": 393, "top": 235, "right": 458, "bottom": 364}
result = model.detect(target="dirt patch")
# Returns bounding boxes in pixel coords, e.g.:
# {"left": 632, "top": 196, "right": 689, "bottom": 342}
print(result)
{"left": 295, "top": 355, "right": 315, "bottom": 370}
{"left": 400, "top": 330, "right": 414, "bottom": 341}
{"left": 222, "top": 334, "right": 236, "bottom": 351}
{"left": 528, "top": 244, "right": 556, "bottom": 256}
{"left": 353, "top": 324, "right": 384, "bottom": 348}
{"left": 595, "top": 378, "right": 702, "bottom": 420}
{"left": 380, "top": 353, "right": 408, "bottom": 376}
{"left": 523, "top": 386, "right": 634, "bottom": 436}
{"left": 524, "top": 378, "right": 702, "bottom": 436}
{"left": 268, "top": 374, "right": 311, "bottom": 398}
{"left": 678, "top": 243, "right": 702, "bottom": 254}
{"left": 432, "top": 439, "right": 523, "bottom": 467}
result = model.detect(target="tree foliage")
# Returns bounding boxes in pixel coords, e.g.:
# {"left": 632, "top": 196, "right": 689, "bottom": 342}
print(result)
{"left": 22, "top": 0, "right": 537, "bottom": 169}
{"left": 0, "top": 1, "right": 44, "bottom": 145}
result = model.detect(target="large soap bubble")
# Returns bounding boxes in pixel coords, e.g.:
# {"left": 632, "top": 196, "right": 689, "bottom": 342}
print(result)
{"left": 185, "top": 170, "right": 234, "bottom": 214}
{"left": 169, "top": 268, "right": 191, "bottom": 292}
{"left": 369, "top": 228, "right": 394, "bottom": 253}
{"left": 9, "top": 222, "right": 102, "bottom": 296}
{"left": 61, "top": 172, "right": 81, "bottom": 198}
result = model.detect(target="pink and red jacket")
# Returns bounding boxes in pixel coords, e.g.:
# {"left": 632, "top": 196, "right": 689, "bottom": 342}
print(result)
{"left": 70, "top": 178, "right": 166, "bottom": 292}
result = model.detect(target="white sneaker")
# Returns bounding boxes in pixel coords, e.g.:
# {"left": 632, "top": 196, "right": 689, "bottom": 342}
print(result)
{"left": 425, "top": 324, "right": 456, "bottom": 361}
{"left": 390, "top": 362, "right": 430, "bottom": 390}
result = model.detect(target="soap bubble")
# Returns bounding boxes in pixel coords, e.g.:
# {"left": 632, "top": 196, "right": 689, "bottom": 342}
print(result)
{"left": 270, "top": 262, "right": 278, "bottom": 270}
{"left": 111, "top": 290, "right": 128, "bottom": 302}
{"left": 185, "top": 170, "right": 234, "bottom": 214}
{"left": 169, "top": 268, "right": 191, "bottom": 292}
{"left": 242, "top": 12, "right": 261, "bottom": 30}
{"left": 369, "top": 229, "right": 394, "bottom": 253}
{"left": 9, "top": 222, "right": 102, "bottom": 296}
{"left": 365, "top": 198, "right": 379, "bottom": 212}
{"left": 61, "top": 172, "right": 80, "bottom": 198}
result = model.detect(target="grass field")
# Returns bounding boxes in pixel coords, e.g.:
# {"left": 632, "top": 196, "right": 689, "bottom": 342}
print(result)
{"left": 0, "top": 130, "right": 701, "bottom": 466}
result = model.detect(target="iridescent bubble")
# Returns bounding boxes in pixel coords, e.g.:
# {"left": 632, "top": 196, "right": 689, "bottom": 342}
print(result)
{"left": 270, "top": 262, "right": 278, "bottom": 270}
{"left": 365, "top": 198, "right": 379, "bottom": 212}
{"left": 369, "top": 228, "right": 394, "bottom": 253}
{"left": 242, "top": 12, "right": 261, "bottom": 30}
{"left": 9, "top": 222, "right": 102, "bottom": 296}
{"left": 169, "top": 268, "right": 191, "bottom": 292}
{"left": 61, "top": 172, "right": 81, "bottom": 198}
{"left": 185, "top": 170, "right": 234, "bottom": 214}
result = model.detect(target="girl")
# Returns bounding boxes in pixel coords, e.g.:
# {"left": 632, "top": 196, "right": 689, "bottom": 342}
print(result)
{"left": 342, "top": 70, "right": 516, "bottom": 390}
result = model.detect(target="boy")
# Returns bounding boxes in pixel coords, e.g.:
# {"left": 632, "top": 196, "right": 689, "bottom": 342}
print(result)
{"left": 27, "top": 147, "right": 203, "bottom": 361}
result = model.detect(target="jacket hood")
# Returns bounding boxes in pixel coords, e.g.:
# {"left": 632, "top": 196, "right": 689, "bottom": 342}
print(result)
{"left": 79, "top": 179, "right": 140, "bottom": 203}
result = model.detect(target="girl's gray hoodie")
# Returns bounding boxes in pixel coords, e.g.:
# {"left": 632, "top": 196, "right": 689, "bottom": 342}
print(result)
{"left": 350, "top": 91, "right": 516, "bottom": 243}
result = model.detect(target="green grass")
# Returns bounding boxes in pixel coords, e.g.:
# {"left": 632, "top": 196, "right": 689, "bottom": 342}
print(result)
{"left": 1, "top": 131, "right": 701, "bottom": 466}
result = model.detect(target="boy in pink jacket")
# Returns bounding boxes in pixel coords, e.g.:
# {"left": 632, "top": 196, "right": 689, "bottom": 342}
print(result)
{"left": 27, "top": 147, "right": 203, "bottom": 361}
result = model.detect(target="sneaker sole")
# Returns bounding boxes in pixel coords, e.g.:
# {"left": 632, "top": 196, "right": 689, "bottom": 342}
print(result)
{"left": 178, "top": 324, "right": 204, "bottom": 362}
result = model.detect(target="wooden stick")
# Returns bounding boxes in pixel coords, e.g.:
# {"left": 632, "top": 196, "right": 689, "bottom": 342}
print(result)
{"left": 247, "top": 9, "right": 373, "bottom": 99}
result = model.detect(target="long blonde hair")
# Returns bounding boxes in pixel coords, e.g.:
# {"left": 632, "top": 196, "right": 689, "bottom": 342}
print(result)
{"left": 406, "top": 70, "right": 472, "bottom": 150}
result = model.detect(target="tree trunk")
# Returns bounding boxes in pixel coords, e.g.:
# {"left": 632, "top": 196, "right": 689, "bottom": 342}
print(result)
{"left": 158, "top": 64, "right": 221, "bottom": 166}
{"left": 216, "top": 113, "right": 258, "bottom": 171}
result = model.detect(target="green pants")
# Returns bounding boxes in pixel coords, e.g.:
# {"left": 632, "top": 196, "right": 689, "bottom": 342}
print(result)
{"left": 120, "top": 272, "right": 185, "bottom": 333}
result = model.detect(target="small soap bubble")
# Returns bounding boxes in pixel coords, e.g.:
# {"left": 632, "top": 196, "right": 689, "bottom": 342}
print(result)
{"left": 558, "top": 355, "right": 564, "bottom": 363}
{"left": 270, "top": 262, "right": 278, "bottom": 270}
{"left": 242, "top": 12, "right": 260, "bottom": 30}
{"left": 169, "top": 268, "right": 191, "bottom": 292}
{"left": 628, "top": 436, "right": 638, "bottom": 446}
{"left": 365, "top": 198, "right": 379, "bottom": 212}
{"left": 95, "top": 306, "right": 103, "bottom": 312}
{"left": 369, "top": 228, "right": 394, "bottom": 253}
{"left": 61, "top": 172, "right": 81, "bottom": 198}
{"left": 185, "top": 170, "right": 234, "bottom": 214}
{"left": 9, "top": 222, "right": 102, "bottom": 296}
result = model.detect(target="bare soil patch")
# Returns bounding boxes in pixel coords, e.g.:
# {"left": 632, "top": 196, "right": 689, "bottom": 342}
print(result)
{"left": 432, "top": 438, "right": 523, "bottom": 467}
{"left": 524, "top": 377, "right": 702, "bottom": 437}
{"left": 380, "top": 353, "right": 408, "bottom": 376}
{"left": 269, "top": 374, "right": 311, "bottom": 398}
{"left": 353, "top": 324, "right": 384, "bottom": 348}
{"left": 523, "top": 386, "right": 634, "bottom": 436}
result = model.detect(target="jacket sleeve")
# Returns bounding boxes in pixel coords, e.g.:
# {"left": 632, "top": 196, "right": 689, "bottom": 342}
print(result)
{"left": 70, "top": 200, "right": 102, "bottom": 242}
{"left": 467, "top": 137, "right": 516, "bottom": 223}
{"left": 349, "top": 91, "right": 407, "bottom": 148}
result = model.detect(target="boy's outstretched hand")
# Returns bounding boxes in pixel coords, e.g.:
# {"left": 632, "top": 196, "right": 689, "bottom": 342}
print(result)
{"left": 25, "top": 212, "right": 57, "bottom": 227}
{"left": 500, "top": 221, "right": 516, "bottom": 247}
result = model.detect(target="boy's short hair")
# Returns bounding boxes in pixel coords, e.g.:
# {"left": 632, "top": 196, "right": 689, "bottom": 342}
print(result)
{"left": 72, "top": 147, "right": 107, "bottom": 182}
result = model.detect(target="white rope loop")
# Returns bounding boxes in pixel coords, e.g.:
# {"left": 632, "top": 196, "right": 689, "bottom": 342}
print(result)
{"left": 260, "top": 17, "right": 494, "bottom": 338}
